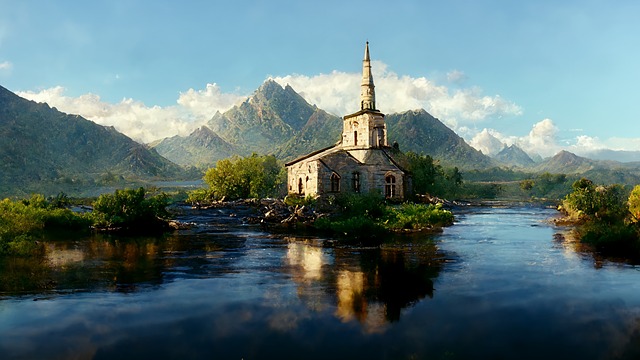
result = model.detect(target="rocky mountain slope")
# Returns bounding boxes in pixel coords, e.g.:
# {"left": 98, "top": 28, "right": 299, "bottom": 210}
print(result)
{"left": 0, "top": 85, "right": 182, "bottom": 196}
{"left": 153, "top": 80, "right": 496, "bottom": 170}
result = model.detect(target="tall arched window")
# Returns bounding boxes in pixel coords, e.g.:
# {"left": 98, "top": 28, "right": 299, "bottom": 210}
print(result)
{"left": 352, "top": 172, "right": 361, "bottom": 193}
{"left": 298, "top": 178, "right": 304, "bottom": 194}
{"left": 385, "top": 175, "right": 396, "bottom": 198}
{"left": 354, "top": 131, "right": 358, "bottom": 146}
{"left": 330, "top": 173, "right": 340, "bottom": 192}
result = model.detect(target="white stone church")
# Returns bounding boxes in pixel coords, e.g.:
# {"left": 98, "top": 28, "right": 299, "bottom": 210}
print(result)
{"left": 285, "top": 42, "right": 410, "bottom": 200}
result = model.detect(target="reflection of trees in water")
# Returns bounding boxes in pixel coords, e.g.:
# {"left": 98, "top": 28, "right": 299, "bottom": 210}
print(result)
{"left": 285, "top": 238, "right": 444, "bottom": 332}
{"left": 0, "top": 231, "right": 248, "bottom": 295}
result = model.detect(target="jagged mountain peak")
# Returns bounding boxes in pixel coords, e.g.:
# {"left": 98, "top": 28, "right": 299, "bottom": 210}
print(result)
{"left": 495, "top": 144, "right": 535, "bottom": 168}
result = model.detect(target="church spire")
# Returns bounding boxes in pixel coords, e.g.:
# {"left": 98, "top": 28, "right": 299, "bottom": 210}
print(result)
{"left": 360, "top": 41, "right": 376, "bottom": 111}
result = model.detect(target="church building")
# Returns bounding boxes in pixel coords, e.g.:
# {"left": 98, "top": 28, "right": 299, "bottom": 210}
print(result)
{"left": 285, "top": 42, "right": 410, "bottom": 200}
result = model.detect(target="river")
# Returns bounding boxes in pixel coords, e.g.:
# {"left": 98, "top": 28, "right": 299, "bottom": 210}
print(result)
{"left": 1, "top": 204, "right": 640, "bottom": 359}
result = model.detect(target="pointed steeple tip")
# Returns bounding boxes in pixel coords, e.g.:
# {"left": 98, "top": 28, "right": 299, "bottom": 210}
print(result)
{"left": 364, "top": 41, "right": 370, "bottom": 61}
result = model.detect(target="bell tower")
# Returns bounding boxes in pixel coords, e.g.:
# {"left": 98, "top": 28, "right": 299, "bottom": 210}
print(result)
{"left": 342, "top": 42, "right": 387, "bottom": 149}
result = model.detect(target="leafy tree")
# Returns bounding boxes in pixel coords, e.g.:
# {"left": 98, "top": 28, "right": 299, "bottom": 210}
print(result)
{"left": 405, "top": 152, "right": 462, "bottom": 198}
{"left": 92, "top": 187, "right": 169, "bottom": 229}
{"left": 629, "top": 185, "right": 640, "bottom": 223}
{"left": 203, "top": 154, "right": 286, "bottom": 200}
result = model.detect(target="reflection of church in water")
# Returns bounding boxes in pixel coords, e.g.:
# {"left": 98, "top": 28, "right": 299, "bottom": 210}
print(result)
{"left": 285, "top": 42, "right": 411, "bottom": 200}
{"left": 285, "top": 239, "right": 441, "bottom": 332}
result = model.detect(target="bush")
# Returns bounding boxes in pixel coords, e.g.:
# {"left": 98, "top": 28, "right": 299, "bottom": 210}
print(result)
{"left": 628, "top": 185, "right": 640, "bottom": 223}
{"left": 0, "top": 194, "right": 89, "bottom": 256}
{"left": 384, "top": 203, "right": 454, "bottom": 230}
{"left": 92, "top": 187, "right": 169, "bottom": 229}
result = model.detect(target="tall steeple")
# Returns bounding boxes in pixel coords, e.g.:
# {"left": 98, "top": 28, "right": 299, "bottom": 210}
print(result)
{"left": 360, "top": 41, "right": 376, "bottom": 111}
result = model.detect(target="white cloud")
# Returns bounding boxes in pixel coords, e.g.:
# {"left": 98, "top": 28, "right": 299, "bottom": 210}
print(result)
{"left": 469, "top": 128, "right": 506, "bottom": 156}
{"left": 467, "top": 119, "right": 640, "bottom": 160}
{"left": 17, "top": 84, "right": 246, "bottom": 143}
{"left": 272, "top": 60, "right": 523, "bottom": 129}
{"left": 446, "top": 70, "right": 468, "bottom": 84}
{"left": 0, "top": 60, "right": 12, "bottom": 72}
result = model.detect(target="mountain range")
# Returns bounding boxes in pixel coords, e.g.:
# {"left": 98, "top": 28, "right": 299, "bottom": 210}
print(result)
{"left": 2, "top": 79, "right": 640, "bottom": 198}
{"left": 0, "top": 85, "right": 183, "bottom": 196}
{"left": 151, "top": 79, "right": 495, "bottom": 170}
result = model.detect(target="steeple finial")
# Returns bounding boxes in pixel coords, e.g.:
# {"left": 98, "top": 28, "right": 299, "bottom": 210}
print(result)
{"left": 360, "top": 41, "right": 376, "bottom": 111}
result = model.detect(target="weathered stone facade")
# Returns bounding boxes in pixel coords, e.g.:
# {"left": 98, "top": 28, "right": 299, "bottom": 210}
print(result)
{"left": 285, "top": 42, "right": 410, "bottom": 200}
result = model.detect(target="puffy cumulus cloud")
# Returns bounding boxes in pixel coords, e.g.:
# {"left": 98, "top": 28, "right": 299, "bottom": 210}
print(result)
{"left": 467, "top": 119, "right": 631, "bottom": 159}
{"left": 272, "top": 61, "right": 522, "bottom": 129}
{"left": 17, "top": 84, "right": 246, "bottom": 143}
{"left": 177, "top": 83, "right": 246, "bottom": 120}
{"left": 469, "top": 128, "right": 506, "bottom": 156}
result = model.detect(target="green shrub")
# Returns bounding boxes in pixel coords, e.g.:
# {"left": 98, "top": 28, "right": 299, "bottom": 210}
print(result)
{"left": 204, "top": 154, "right": 286, "bottom": 200}
{"left": 579, "top": 222, "right": 639, "bottom": 257}
{"left": 384, "top": 203, "right": 454, "bottom": 230}
{"left": 284, "top": 194, "right": 317, "bottom": 208}
{"left": 92, "top": 187, "right": 169, "bottom": 229}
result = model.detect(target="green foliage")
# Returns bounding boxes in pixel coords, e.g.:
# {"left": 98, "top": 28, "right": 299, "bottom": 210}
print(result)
{"left": 384, "top": 203, "right": 454, "bottom": 230}
{"left": 562, "top": 179, "right": 629, "bottom": 223}
{"left": 284, "top": 194, "right": 317, "bottom": 208}
{"left": 186, "top": 188, "right": 216, "bottom": 206}
{"left": 203, "top": 153, "right": 286, "bottom": 200}
{"left": 333, "top": 192, "right": 386, "bottom": 219}
{"left": 560, "top": 178, "right": 640, "bottom": 259}
{"left": 628, "top": 185, "right": 640, "bottom": 223}
{"left": 405, "top": 152, "right": 463, "bottom": 198}
{"left": 0, "top": 194, "right": 90, "bottom": 256}
{"left": 92, "top": 187, "right": 169, "bottom": 229}
{"left": 578, "top": 222, "right": 640, "bottom": 258}
{"left": 314, "top": 215, "right": 383, "bottom": 240}
{"left": 520, "top": 179, "right": 535, "bottom": 191}
{"left": 313, "top": 193, "right": 453, "bottom": 241}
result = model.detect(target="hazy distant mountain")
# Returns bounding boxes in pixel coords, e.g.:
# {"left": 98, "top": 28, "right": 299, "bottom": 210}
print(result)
{"left": 0, "top": 85, "right": 182, "bottom": 196}
{"left": 494, "top": 144, "right": 535, "bottom": 168}
{"left": 580, "top": 149, "right": 640, "bottom": 163}
{"left": 150, "top": 125, "right": 238, "bottom": 168}
{"left": 533, "top": 150, "right": 597, "bottom": 174}
{"left": 385, "top": 109, "right": 496, "bottom": 170}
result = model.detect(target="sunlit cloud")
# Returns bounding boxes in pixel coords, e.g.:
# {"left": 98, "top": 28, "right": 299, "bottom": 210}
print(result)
{"left": 469, "top": 119, "right": 640, "bottom": 160}
{"left": 17, "top": 84, "right": 246, "bottom": 143}
{"left": 272, "top": 60, "right": 523, "bottom": 130}
{"left": 469, "top": 128, "right": 506, "bottom": 156}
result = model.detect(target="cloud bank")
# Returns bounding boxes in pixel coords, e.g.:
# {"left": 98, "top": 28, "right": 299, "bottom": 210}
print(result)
{"left": 17, "top": 84, "right": 245, "bottom": 143}
{"left": 272, "top": 61, "right": 523, "bottom": 130}
{"left": 15, "top": 64, "right": 640, "bottom": 159}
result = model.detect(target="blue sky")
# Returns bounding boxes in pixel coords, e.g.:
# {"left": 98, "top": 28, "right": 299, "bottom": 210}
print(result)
{"left": 1, "top": 0, "right": 639, "bottom": 158}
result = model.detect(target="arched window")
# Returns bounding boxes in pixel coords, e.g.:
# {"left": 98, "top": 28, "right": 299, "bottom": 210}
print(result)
{"left": 330, "top": 173, "right": 340, "bottom": 193}
{"left": 352, "top": 172, "right": 361, "bottom": 193}
{"left": 298, "top": 178, "right": 304, "bottom": 194}
{"left": 354, "top": 131, "right": 358, "bottom": 146}
{"left": 385, "top": 175, "right": 396, "bottom": 198}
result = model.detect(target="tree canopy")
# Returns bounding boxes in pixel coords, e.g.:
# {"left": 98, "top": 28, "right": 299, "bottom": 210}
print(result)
{"left": 203, "top": 154, "right": 286, "bottom": 200}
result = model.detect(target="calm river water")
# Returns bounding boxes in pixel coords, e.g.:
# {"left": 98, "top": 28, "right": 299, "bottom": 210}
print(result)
{"left": 2, "top": 205, "right": 640, "bottom": 359}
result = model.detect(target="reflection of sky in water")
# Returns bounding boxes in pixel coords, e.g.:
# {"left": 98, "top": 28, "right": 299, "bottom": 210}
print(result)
{"left": 2, "top": 206, "right": 640, "bottom": 359}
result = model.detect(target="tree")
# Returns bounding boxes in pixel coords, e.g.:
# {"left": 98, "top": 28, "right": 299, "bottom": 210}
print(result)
{"left": 92, "top": 187, "right": 169, "bottom": 229}
{"left": 628, "top": 185, "right": 640, "bottom": 223}
{"left": 204, "top": 154, "right": 286, "bottom": 200}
